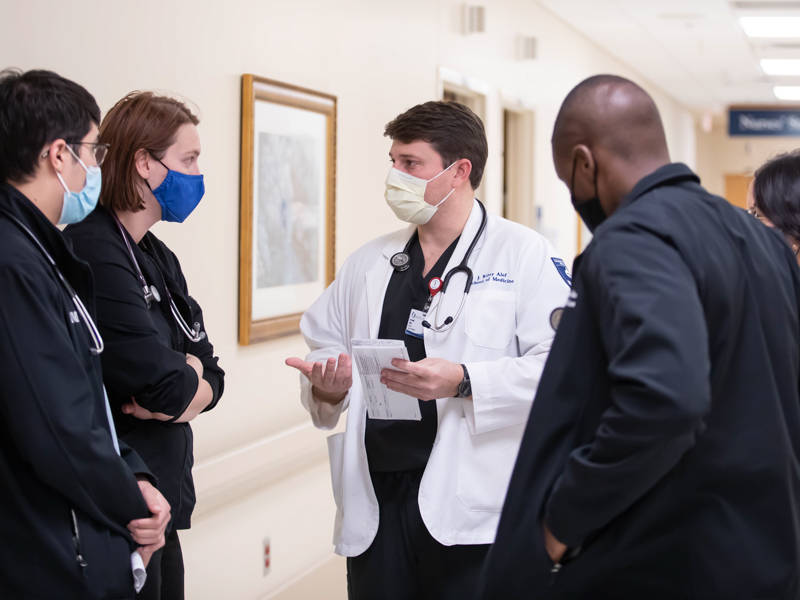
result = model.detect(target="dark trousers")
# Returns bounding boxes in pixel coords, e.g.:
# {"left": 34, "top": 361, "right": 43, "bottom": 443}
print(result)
{"left": 347, "top": 469, "right": 490, "bottom": 600}
{"left": 136, "top": 530, "right": 185, "bottom": 600}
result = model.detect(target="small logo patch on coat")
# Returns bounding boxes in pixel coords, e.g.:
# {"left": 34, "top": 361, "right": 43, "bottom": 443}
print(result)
{"left": 551, "top": 258, "right": 572, "bottom": 287}
{"left": 550, "top": 307, "right": 564, "bottom": 331}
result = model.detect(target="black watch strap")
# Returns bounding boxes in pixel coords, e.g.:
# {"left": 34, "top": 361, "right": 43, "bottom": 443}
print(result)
{"left": 456, "top": 364, "right": 472, "bottom": 398}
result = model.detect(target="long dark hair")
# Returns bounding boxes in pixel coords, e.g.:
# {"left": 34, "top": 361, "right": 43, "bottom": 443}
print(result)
{"left": 753, "top": 150, "right": 800, "bottom": 242}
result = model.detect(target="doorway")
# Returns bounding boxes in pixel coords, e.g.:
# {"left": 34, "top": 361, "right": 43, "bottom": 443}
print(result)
{"left": 442, "top": 83, "right": 487, "bottom": 202}
{"left": 725, "top": 173, "right": 753, "bottom": 209}
{"left": 502, "top": 108, "right": 535, "bottom": 227}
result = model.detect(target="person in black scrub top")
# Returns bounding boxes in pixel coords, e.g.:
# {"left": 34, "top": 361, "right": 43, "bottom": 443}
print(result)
{"left": 65, "top": 91, "right": 224, "bottom": 600}
{"left": 288, "top": 101, "right": 571, "bottom": 599}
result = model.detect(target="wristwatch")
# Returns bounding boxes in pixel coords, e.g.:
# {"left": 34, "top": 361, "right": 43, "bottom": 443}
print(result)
{"left": 455, "top": 364, "right": 472, "bottom": 398}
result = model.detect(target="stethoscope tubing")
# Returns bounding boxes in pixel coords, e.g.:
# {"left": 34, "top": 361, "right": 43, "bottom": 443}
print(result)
{"left": 0, "top": 209, "right": 105, "bottom": 355}
{"left": 111, "top": 211, "right": 205, "bottom": 343}
{"left": 391, "top": 200, "right": 488, "bottom": 333}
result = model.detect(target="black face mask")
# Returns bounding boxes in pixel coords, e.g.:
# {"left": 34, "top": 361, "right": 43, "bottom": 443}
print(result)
{"left": 570, "top": 156, "right": 607, "bottom": 233}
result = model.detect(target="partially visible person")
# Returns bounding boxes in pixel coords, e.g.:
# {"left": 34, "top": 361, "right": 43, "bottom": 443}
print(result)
{"left": 64, "top": 91, "right": 224, "bottom": 600}
{"left": 747, "top": 150, "right": 800, "bottom": 265}
{"left": 477, "top": 75, "right": 800, "bottom": 599}
{"left": 0, "top": 69, "right": 170, "bottom": 600}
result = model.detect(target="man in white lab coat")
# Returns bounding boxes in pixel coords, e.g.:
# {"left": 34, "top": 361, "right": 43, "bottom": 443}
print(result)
{"left": 286, "top": 101, "right": 570, "bottom": 599}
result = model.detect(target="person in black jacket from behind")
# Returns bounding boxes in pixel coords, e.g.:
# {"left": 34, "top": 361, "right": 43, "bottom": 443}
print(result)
{"left": 0, "top": 69, "right": 171, "bottom": 600}
{"left": 65, "top": 91, "right": 224, "bottom": 600}
{"left": 477, "top": 75, "right": 800, "bottom": 599}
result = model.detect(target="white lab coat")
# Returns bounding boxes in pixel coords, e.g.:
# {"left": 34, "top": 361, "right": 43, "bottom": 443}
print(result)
{"left": 299, "top": 200, "right": 571, "bottom": 557}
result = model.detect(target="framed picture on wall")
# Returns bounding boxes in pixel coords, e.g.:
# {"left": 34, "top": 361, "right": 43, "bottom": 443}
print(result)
{"left": 239, "top": 75, "right": 336, "bottom": 345}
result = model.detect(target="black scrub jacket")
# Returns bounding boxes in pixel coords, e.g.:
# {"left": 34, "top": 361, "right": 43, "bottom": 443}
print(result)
{"left": 0, "top": 183, "right": 153, "bottom": 600}
{"left": 477, "top": 164, "right": 800, "bottom": 600}
{"left": 65, "top": 205, "right": 224, "bottom": 531}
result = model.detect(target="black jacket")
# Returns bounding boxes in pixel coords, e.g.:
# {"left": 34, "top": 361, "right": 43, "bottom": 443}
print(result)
{"left": 477, "top": 164, "right": 800, "bottom": 599}
{"left": 0, "top": 184, "right": 153, "bottom": 600}
{"left": 65, "top": 206, "right": 224, "bottom": 530}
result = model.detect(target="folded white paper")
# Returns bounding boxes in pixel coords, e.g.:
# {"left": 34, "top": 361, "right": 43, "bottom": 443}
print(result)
{"left": 351, "top": 339, "right": 421, "bottom": 420}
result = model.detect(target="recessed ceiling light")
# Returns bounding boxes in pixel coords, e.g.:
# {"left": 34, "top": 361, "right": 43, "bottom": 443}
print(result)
{"left": 774, "top": 86, "right": 800, "bottom": 100}
{"left": 761, "top": 58, "right": 800, "bottom": 75}
{"left": 741, "top": 16, "right": 800, "bottom": 37}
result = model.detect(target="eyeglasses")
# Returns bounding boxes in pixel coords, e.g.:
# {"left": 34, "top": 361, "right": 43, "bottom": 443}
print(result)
{"left": 65, "top": 142, "right": 110, "bottom": 167}
{"left": 44, "top": 142, "right": 110, "bottom": 167}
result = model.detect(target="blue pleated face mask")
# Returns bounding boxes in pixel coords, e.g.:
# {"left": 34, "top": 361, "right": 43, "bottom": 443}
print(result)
{"left": 147, "top": 154, "right": 205, "bottom": 223}
{"left": 56, "top": 145, "right": 102, "bottom": 225}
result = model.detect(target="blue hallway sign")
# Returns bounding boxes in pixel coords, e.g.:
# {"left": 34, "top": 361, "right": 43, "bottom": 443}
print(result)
{"left": 729, "top": 109, "right": 800, "bottom": 137}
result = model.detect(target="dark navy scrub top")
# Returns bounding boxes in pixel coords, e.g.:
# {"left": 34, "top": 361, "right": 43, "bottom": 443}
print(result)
{"left": 365, "top": 232, "right": 460, "bottom": 472}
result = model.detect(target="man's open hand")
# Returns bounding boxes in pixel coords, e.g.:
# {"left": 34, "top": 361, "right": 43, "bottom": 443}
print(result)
{"left": 286, "top": 353, "right": 352, "bottom": 404}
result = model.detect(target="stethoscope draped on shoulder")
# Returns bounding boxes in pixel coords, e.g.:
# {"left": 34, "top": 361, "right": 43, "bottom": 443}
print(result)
{"left": 384, "top": 161, "right": 488, "bottom": 333}
{"left": 111, "top": 210, "right": 206, "bottom": 343}
{"left": 1, "top": 209, "right": 106, "bottom": 355}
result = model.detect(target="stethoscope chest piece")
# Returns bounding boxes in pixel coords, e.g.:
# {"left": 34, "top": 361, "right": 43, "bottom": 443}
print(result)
{"left": 391, "top": 252, "right": 411, "bottom": 272}
{"left": 144, "top": 285, "right": 161, "bottom": 307}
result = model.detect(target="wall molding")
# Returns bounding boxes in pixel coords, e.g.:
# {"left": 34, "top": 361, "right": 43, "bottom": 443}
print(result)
{"left": 192, "top": 420, "right": 333, "bottom": 519}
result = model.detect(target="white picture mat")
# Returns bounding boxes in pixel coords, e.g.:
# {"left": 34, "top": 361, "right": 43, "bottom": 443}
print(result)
{"left": 251, "top": 99, "right": 328, "bottom": 321}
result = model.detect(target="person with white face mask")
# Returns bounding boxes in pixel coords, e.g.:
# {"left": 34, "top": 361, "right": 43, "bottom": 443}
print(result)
{"left": 286, "top": 101, "right": 571, "bottom": 599}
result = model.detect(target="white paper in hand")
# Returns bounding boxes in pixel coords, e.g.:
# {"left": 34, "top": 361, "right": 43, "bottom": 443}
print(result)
{"left": 351, "top": 339, "right": 421, "bottom": 420}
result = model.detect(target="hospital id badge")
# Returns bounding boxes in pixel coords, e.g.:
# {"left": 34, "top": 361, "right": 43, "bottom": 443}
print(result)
{"left": 405, "top": 309, "right": 427, "bottom": 339}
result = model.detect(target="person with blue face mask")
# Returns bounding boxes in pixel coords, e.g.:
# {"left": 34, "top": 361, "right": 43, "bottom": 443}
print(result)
{"left": 64, "top": 91, "right": 224, "bottom": 600}
{"left": 0, "top": 69, "right": 172, "bottom": 600}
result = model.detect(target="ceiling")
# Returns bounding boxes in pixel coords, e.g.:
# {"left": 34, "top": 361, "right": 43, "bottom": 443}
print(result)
{"left": 536, "top": 0, "right": 800, "bottom": 112}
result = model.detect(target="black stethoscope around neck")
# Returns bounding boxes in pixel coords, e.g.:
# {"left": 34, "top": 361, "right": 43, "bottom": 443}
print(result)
{"left": 0, "top": 208, "right": 104, "bottom": 355}
{"left": 390, "top": 199, "right": 488, "bottom": 333}
{"left": 110, "top": 211, "right": 206, "bottom": 343}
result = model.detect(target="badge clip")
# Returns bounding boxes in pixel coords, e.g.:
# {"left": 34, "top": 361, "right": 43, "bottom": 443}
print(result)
{"left": 428, "top": 277, "right": 443, "bottom": 297}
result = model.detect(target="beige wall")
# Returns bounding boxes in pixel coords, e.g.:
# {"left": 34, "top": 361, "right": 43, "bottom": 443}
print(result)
{"left": 0, "top": 1, "right": 694, "bottom": 598}
{"left": 696, "top": 119, "right": 800, "bottom": 199}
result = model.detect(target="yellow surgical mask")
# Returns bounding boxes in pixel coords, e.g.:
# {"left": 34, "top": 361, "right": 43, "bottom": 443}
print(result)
{"left": 384, "top": 162, "right": 457, "bottom": 224}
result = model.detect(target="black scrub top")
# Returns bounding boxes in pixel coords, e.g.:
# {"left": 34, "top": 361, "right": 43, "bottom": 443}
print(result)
{"left": 64, "top": 206, "right": 225, "bottom": 530}
{"left": 365, "top": 232, "right": 460, "bottom": 473}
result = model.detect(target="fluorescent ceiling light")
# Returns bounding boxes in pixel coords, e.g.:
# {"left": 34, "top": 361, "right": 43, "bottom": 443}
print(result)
{"left": 761, "top": 59, "right": 800, "bottom": 75}
{"left": 741, "top": 16, "right": 800, "bottom": 38}
{"left": 774, "top": 85, "right": 800, "bottom": 100}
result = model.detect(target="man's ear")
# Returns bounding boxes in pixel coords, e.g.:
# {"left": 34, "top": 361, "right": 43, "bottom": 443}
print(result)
{"left": 572, "top": 144, "right": 595, "bottom": 177}
{"left": 44, "top": 139, "right": 70, "bottom": 176}
{"left": 134, "top": 148, "right": 150, "bottom": 181}
{"left": 454, "top": 158, "right": 473, "bottom": 188}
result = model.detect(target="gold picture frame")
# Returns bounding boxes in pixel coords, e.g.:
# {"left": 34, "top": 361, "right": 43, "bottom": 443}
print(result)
{"left": 239, "top": 75, "right": 336, "bottom": 345}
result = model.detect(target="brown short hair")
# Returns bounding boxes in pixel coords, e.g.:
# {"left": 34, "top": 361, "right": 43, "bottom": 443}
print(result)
{"left": 384, "top": 101, "right": 487, "bottom": 189}
{"left": 99, "top": 91, "right": 199, "bottom": 212}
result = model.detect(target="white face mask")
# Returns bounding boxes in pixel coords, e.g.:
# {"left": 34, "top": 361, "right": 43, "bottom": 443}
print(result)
{"left": 384, "top": 161, "right": 457, "bottom": 225}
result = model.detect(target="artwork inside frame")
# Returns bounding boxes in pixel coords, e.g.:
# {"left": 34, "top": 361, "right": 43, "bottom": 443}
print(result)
{"left": 239, "top": 74, "right": 336, "bottom": 345}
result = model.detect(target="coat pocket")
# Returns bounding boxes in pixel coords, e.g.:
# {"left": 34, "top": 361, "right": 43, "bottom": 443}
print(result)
{"left": 327, "top": 432, "right": 346, "bottom": 513}
{"left": 464, "top": 290, "right": 516, "bottom": 349}
{"left": 456, "top": 420, "right": 524, "bottom": 512}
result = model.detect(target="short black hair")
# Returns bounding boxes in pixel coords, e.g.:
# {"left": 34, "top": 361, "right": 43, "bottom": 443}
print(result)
{"left": 0, "top": 69, "right": 100, "bottom": 184}
{"left": 753, "top": 150, "right": 800, "bottom": 241}
{"left": 384, "top": 101, "right": 487, "bottom": 189}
